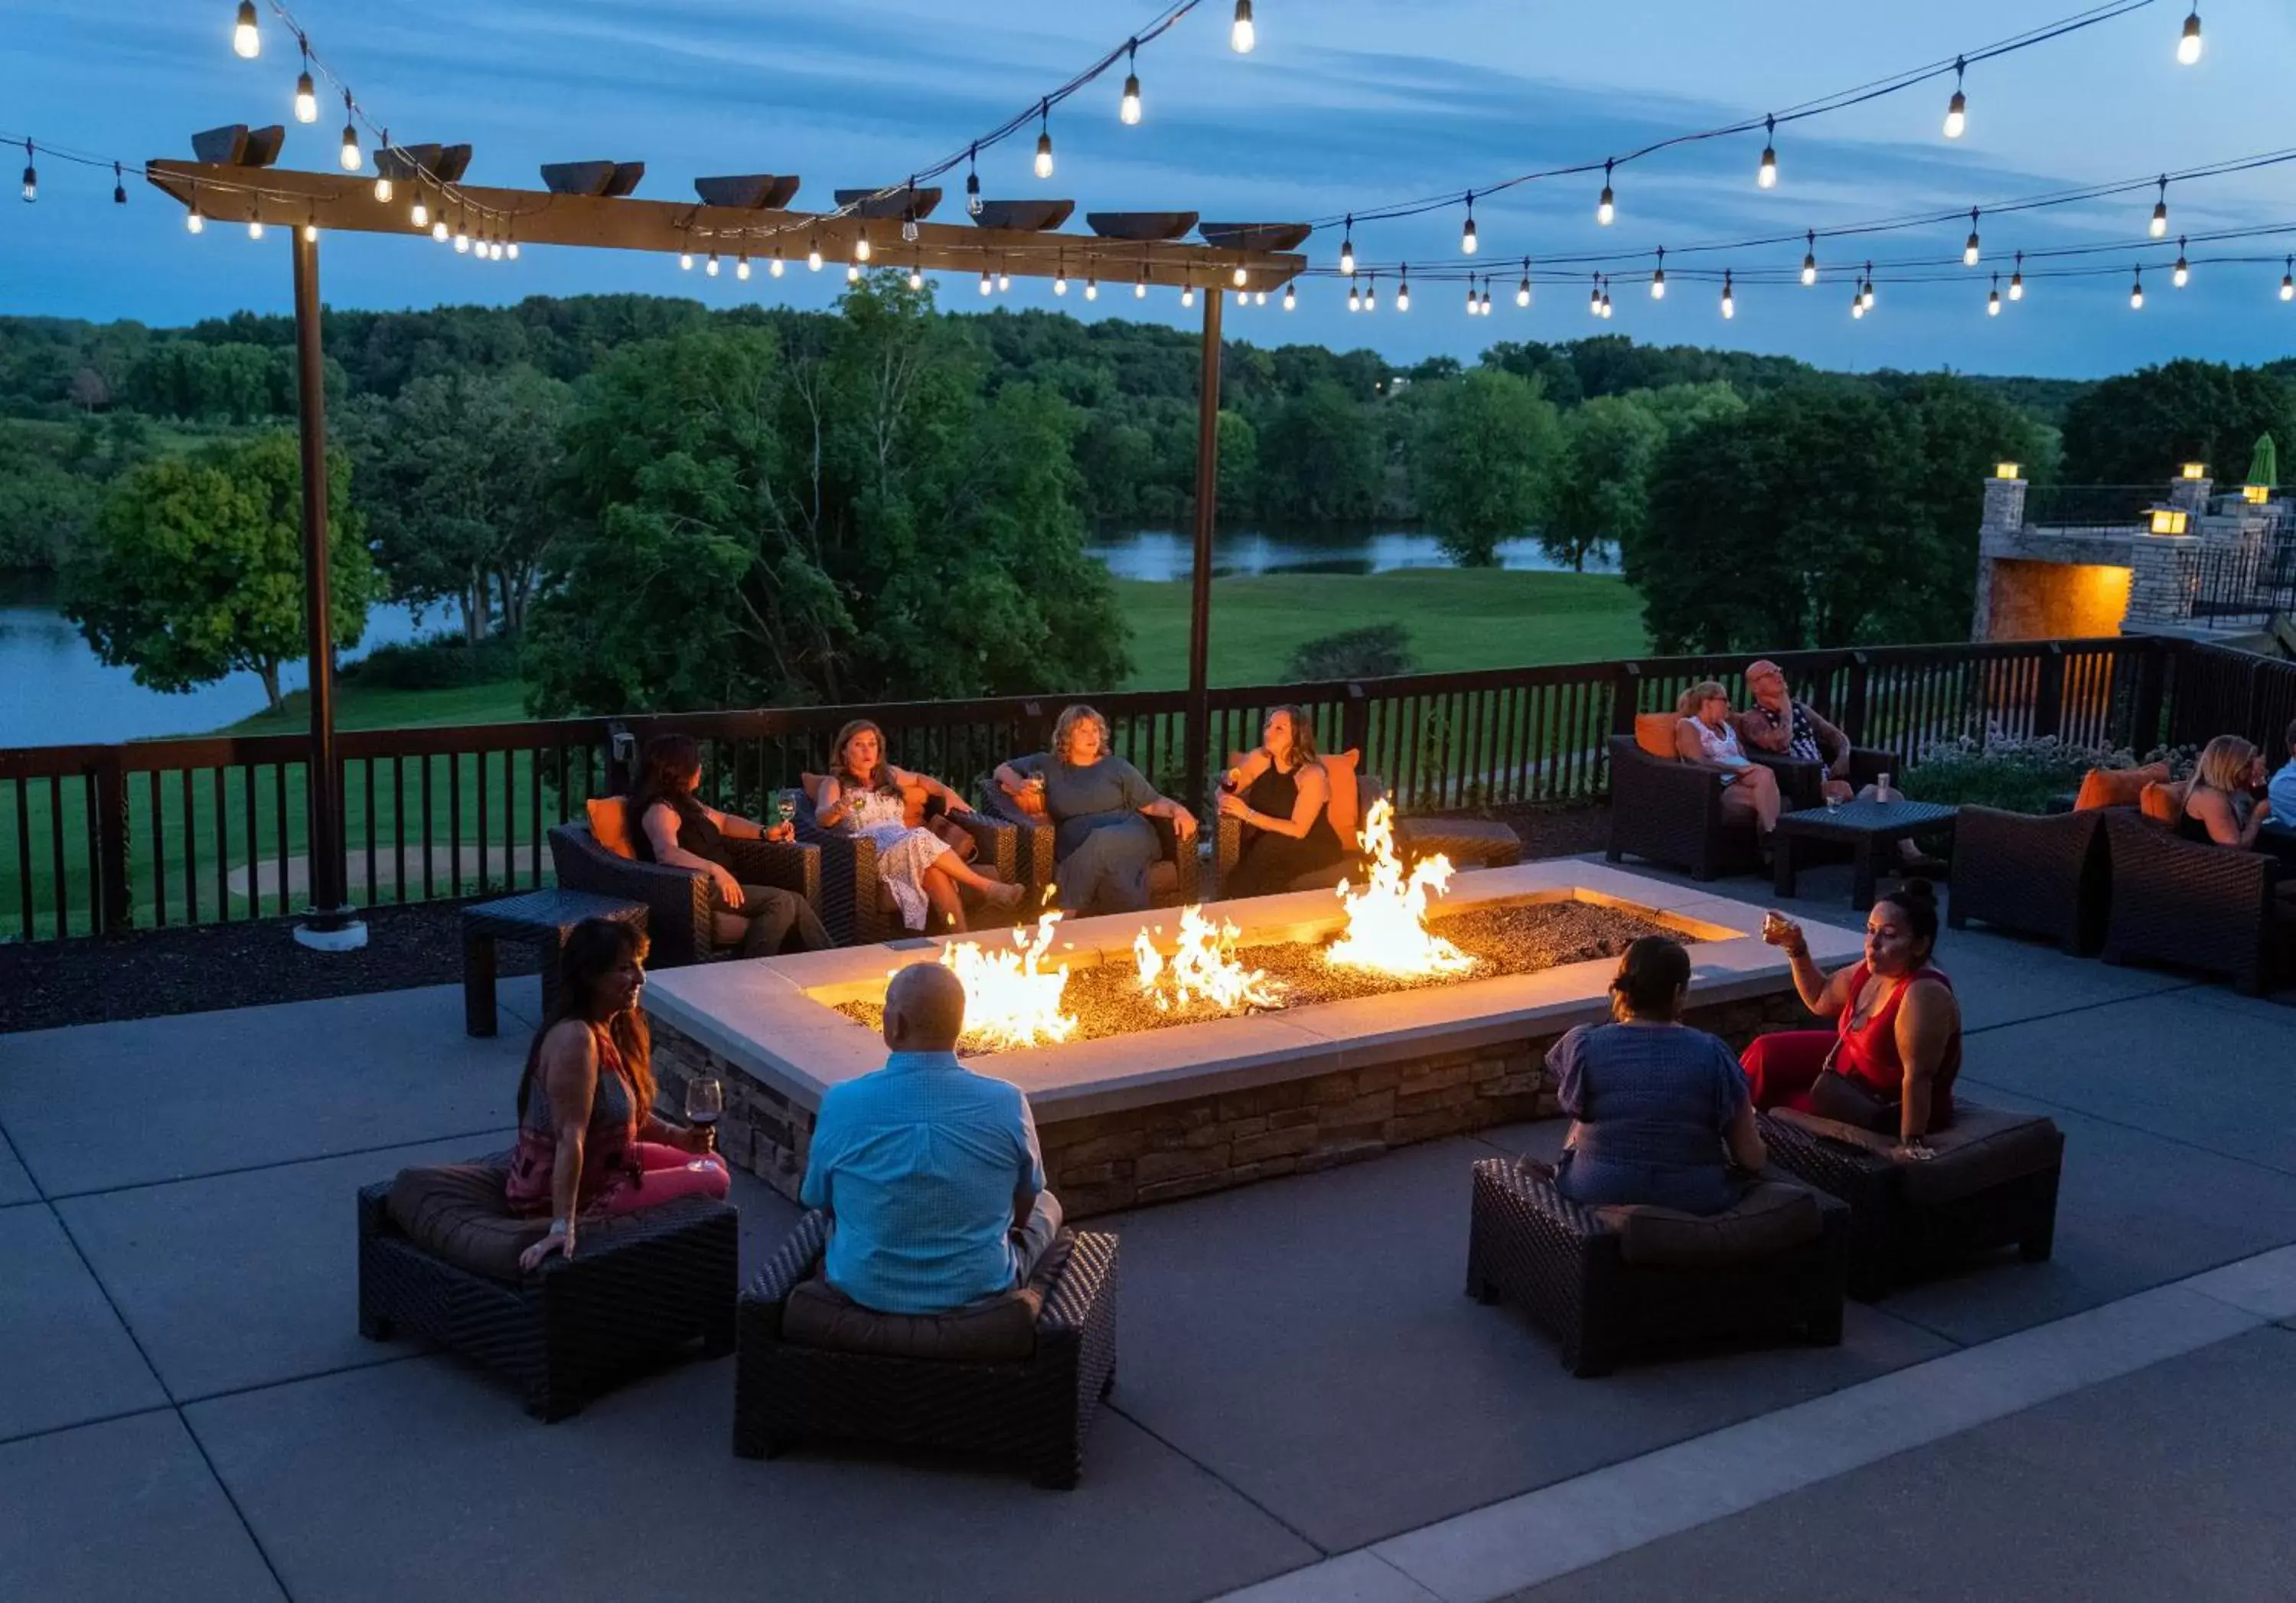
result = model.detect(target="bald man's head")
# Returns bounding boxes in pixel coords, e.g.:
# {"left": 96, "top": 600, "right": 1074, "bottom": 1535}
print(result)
{"left": 884, "top": 962, "right": 967, "bottom": 1053}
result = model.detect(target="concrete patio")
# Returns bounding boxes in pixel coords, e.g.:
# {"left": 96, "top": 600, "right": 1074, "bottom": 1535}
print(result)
{"left": 5, "top": 857, "right": 2296, "bottom": 1603}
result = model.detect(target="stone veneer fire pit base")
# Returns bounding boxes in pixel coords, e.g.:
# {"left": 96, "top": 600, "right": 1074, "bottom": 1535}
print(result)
{"left": 642, "top": 862, "right": 1862, "bottom": 1219}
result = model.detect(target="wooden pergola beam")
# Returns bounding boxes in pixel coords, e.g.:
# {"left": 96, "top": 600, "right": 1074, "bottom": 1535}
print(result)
{"left": 144, "top": 161, "right": 1306, "bottom": 290}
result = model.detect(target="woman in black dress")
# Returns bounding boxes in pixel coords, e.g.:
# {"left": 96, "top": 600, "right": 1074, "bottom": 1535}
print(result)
{"left": 630, "top": 733, "right": 833, "bottom": 957}
{"left": 1217, "top": 705, "right": 1359, "bottom": 900}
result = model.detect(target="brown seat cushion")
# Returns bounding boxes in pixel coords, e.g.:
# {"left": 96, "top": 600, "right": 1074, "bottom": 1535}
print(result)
{"left": 783, "top": 1276, "right": 1044, "bottom": 1362}
{"left": 1594, "top": 1180, "right": 1823, "bottom": 1266}
{"left": 1633, "top": 713, "right": 1679, "bottom": 761}
{"left": 2076, "top": 762, "right": 2168, "bottom": 812}
{"left": 1773, "top": 1102, "right": 2062, "bottom": 1206}
{"left": 387, "top": 1160, "right": 545, "bottom": 1284}
{"left": 1396, "top": 817, "right": 1524, "bottom": 869}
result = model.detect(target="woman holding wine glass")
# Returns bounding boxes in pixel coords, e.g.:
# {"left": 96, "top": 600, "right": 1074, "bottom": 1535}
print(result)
{"left": 507, "top": 919, "right": 731, "bottom": 1271}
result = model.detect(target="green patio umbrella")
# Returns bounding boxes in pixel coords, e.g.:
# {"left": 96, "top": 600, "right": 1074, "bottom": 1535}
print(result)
{"left": 2246, "top": 432, "right": 2278, "bottom": 490}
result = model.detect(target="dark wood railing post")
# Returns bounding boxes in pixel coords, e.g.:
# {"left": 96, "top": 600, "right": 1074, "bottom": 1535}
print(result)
{"left": 1341, "top": 682, "right": 1371, "bottom": 759}
{"left": 1844, "top": 654, "right": 1872, "bottom": 743}
{"left": 96, "top": 750, "right": 131, "bottom": 934}
{"left": 2131, "top": 639, "right": 2170, "bottom": 754}
{"left": 2033, "top": 643, "right": 2067, "bottom": 739}
{"left": 1609, "top": 664, "right": 1641, "bottom": 735}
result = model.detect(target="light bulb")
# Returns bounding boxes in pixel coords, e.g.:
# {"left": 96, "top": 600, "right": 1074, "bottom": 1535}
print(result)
{"left": 1282, "top": 282, "right": 1294, "bottom": 310}
{"left": 504, "top": 241, "right": 517, "bottom": 260}
{"left": 1851, "top": 289, "right": 1865, "bottom": 319}
{"left": 1234, "top": 289, "right": 1248, "bottom": 308}
{"left": 1257, "top": 289, "right": 1268, "bottom": 306}
{"left": 679, "top": 251, "right": 694, "bottom": 270}
{"left": 1120, "top": 65, "right": 1142, "bottom": 126}
{"left": 2178, "top": 8, "right": 2202, "bottom": 65}
{"left": 432, "top": 219, "right": 449, "bottom": 243}
{"left": 846, "top": 263, "right": 860, "bottom": 282}
{"left": 1600, "top": 290, "right": 1613, "bottom": 319}
{"left": 1516, "top": 276, "right": 1531, "bottom": 308}
{"left": 2151, "top": 188, "right": 2169, "bottom": 238}
{"left": 19, "top": 157, "right": 34, "bottom": 204}
{"left": 1055, "top": 273, "right": 1068, "bottom": 296}
{"left": 1801, "top": 243, "right": 1818, "bottom": 286}
{"left": 2174, "top": 245, "right": 2190, "bottom": 289}
{"left": 2281, "top": 275, "right": 2293, "bottom": 302}
{"left": 1465, "top": 281, "right": 1478, "bottom": 314}
{"left": 1988, "top": 289, "right": 2001, "bottom": 317}
{"left": 1181, "top": 284, "right": 1195, "bottom": 308}
{"left": 1861, "top": 280, "right": 1875, "bottom": 310}
{"left": 1721, "top": 274, "right": 1735, "bottom": 319}
{"left": 187, "top": 204, "right": 205, "bottom": 233}
{"left": 1944, "top": 90, "right": 1966, "bottom": 139}
{"left": 373, "top": 174, "right": 393, "bottom": 204}
{"left": 248, "top": 217, "right": 264, "bottom": 240}
{"left": 1964, "top": 233, "right": 1980, "bottom": 267}
{"left": 998, "top": 269, "right": 1011, "bottom": 292}
{"left": 1758, "top": 145, "right": 1777, "bottom": 189}
{"left": 736, "top": 254, "right": 751, "bottom": 281}
{"left": 1231, "top": 0, "right": 1255, "bottom": 53}
{"left": 706, "top": 252, "right": 720, "bottom": 276}
{"left": 1347, "top": 284, "right": 1360, "bottom": 312}
{"left": 854, "top": 233, "right": 872, "bottom": 263}
{"left": 295, "top": 71, "right": 318, "bottom": 125}
{"left": 771, "top": 249, "right": 784, "bottom": 278}
{"left": 1231, "top": 264, "right": 1247, "bottom": 287}
{"left": 1461, "top": 201, "right": 1478, "bottom": 256}
{"left": 338, "top": 98, "right": 362, "bottom": 171}
{"left": 1339, "top": 221, "right": 1355, "bottom": 276}
{"left": 966, "top": 169, "right": 983, "bottom": 218}
{"left": 1597, "top": 188, "right": 1614, "bottom": 225}
{"left": 410, "top": 198, "right": 428, "bottom": 228}
{"left": 908, "top": 265, "right": 924, "bottom": 290}
{"left": 1480, "top": 286, "right": 1492, "bottom": 315}
{"left": 2010, "top": 263, "right": 2025, "bottom": 302}
{"left": 1590, "top": 282, "right": 1601, "bottom": 315}
{"left": 980, "top": 269, "right": 992, "bottom": 296}
{"left": 233, "top": 1, "right": 260, "bottom": 59}
{"left": 2131, "top": 280, "right": 2144, "bottom": 310}
{"left": 1650, "top": 250, "right": 1666, "bottom": 299}
{"left": 1087, "top": 277, "right": 1100, "bottom": 301}
{"left": 807, "top": 242, "right": 823, "bottom": 271}
{"left": 1396, "top": 273, "right": 1411, "bottom": 312}
{"left": 1365, "top": 279, "right": 1378, "bottom": 312}
{"left": 1135, "top": 276, "right": 1148, "bottom": 300}
{"left": 454, "top": 228, "right": 470, "bottom": 254}
{"left": 302, "top": 220, "right": 318, "bottom": 243}
{"left": 902, "top": 214, "right": 919, "bottom": 243}
{"left": 1035, "top": 131, "right": 1055, "bottom": 180}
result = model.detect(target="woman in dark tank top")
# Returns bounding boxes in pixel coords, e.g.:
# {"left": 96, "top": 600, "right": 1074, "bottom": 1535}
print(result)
{"left": 1217, "top": 705, "right": 1359, "bottom": 900}
{"left": 629, "top": 733, "right": 833, "bottom": 958}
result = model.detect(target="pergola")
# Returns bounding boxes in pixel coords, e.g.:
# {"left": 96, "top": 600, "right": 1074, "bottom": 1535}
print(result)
{"left": 144, "top": 155, "right": 1309, "bottom": 941}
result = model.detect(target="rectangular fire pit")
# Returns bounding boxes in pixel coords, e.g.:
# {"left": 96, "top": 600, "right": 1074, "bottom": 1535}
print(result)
{"left": 642, "top": 861, "right": 1861, "bottom": 1218}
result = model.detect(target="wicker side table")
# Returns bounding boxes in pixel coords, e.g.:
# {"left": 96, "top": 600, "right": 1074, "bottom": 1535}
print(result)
{"left": 460, "top": 889, "right": 649, "bottom": 1037}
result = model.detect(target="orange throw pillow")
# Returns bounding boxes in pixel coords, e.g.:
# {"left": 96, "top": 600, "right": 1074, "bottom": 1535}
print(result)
{"left": 585, "top": 796, "right": 638, "bottom": 859}
{"left": 2074, "top": 762, "right": 2168, "bottom": 811}
{"left": 1325, "top": 749, "right": 1362, "bottom": 844}
{"left": 1634, "top": 713, "right": 1680, "bottom": 760}
{"left": 2138, "top": 779, "right": 2190, "bottom": 825}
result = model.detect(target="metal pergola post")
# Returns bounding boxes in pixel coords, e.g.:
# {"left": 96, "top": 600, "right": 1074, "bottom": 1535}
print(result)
{"left": 1184, "top": 286, "right": 1224, "bottom": 810}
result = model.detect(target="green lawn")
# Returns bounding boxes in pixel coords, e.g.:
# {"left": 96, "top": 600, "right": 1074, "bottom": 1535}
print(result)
{"left": 227, "top": 677, "right": 533, "bottom": 735}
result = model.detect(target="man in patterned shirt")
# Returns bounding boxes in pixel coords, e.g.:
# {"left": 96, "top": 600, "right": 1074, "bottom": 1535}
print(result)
{"left": 800, "top": 962, "right": 1063, "bottom": 1314}
{"left": 1736, "top": 660, "right": 1860, "bottom": 805}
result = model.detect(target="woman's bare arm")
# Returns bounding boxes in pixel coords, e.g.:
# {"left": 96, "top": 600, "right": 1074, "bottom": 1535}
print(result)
{"left": 1724, "top": 1101, "right": 1767, "bottom": 1170}
{"left": 1241, "top": 765, "right": 1328, "bottom": 839}
{"left": 1894, "top": 978, "right": 1958, "bottom": 1143}
{"left": 1779, "top": 926, "right": 1854, "bottom": 1017}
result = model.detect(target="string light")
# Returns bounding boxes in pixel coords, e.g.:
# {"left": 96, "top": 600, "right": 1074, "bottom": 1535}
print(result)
{"left": 847, "top": 261, "right": 862, "bottom": 283}
{"left": 2130, "top": 265, "right": 2144, "bottom": 309}
{"left": 233, "top": 1, "right": 261, "bottom": 59}
{"left": 679, "top": 250, "right": 694, "bottom": 271}
{"left": 854, "top": 229, "right": 872, "bottom": 263}
{"left": 113, "top": 162, "right": 126, "bottom": 205}
{"left": 431, "top": 217, "right": 448, "bottom": 243}
{"left": 980, "top": 265, "right": 993, "bottom": 295}
{"left": 1517, "top": 257, "right": 1532, "bottom": 307}
{"left": 2283, "top": 256, "right": 2294, "bottom": 302}
{"left": 1944, "top": 57, "right": 1968, "bottom": 139}
{"left": 1596, "top": 159, "right": 1616, "bottom": 226}
{"left": 1600, "top": 278, "right": 1613, "bottom": 318}
{"left": 1055, "top": 256, "right": 1069, "bottom": 295}
{"left": 1365, "top": 273, "right": 1378, "bottom": 312}
{"left": 2010, "top": 250, "right": 2025, "bottom": 300}
{"left": 1234, "top": 287, "right": 1249, "bottom": 308}
{"left": 1087, "top": 276, "right": 1101, "bottom": 300}
{"left": 1758, "top": 116, "right": 1778, "bottom": 190}
{"left": 736, "top": 253, "right": 751, "bottom": 280}
{"left": 1963, "top": 209, "right": 1981, "bottom": 266}
{"left": 998, "top": 261, "right": 1012, "bottom": 292}
{"left": 706, "top": 250, "right": 720, "bottom": 276}
{"left": 1034, "top": 100, "right": 1055, "bottom": 180}
{"left": 187, "top": 199, "right": 205, "bottom": 233}
{"left": 338, "top": 91, "right": 361, "bottom": 171}
{"left": 1720, "top": 270, "right": 1735, "bottom": 319}
{"left": 966, "top": 144, "right": 983, "bottom": 218}
{"left": 2178, "top": 7, "right": 2203, "bottom": 65}
{"left": 1988, "top": 273, "right": 2001, "bottom": 316}
{"left": 294, "top": 39, "right": 318, "bottom": 123}
{"left": 248, "top": 208, "right": 264, "bottom": 241}
{"left": 1231, "top": 0, "right": 1255, "bottom": 54}
{"left": 18, "top": 142, "right": 34, "bottom": 204}
{"left": 1479, "top": 279, "right": 1492, "bottom": 315}
{"left": 1181, "top": 277, "right": 1195, "bottom": 308}
{"left": 1282, "top": 280, "right": 1295, "bottom": 311}
{"left": 1231, "top": 263, "right": 1248, "bottom": 287}
{"left": 409, "top": 194, "right": 428, "bottom": 229}
{"left": 1120, "top": 41, "right": 1143, "bottom": 126}
{"left": 2151, "top": 176, "right": 2170, "bottom": 238}
{"left": 1461, "top": 191, "right": 1478, "bottom": 256}
{"left": 1348, "top": 276, "right": 1362, "bottom": 313}
{"left": 1851, "top": 284, "right": 1865, "bottom": 320}
{"left": 1861, "top": 264, "right": 1876, "bottom": 309}
{"left": 1589, "top": 274, "right": 1602, "bottom": 316}
{"left": 1465, "top": 276, "right": 1479, "bottom": 315}
{"left": 1649, "top": 246, "right": 1666, "bottom": 299}
{"left": 1801, "top": 230, "right": 1818, "bottom": 286}
{"left": 1339, "top": 217, "right": 1355, "bottom": 276}
{"left": 2173, "top": 237, "right": 2190, "bottom": 286}
{"left": 1397, "top": 263, "right": 1411, "bottom": 312}
{"left": 453, "top": 220, "right": 470, "bottom": 253}
{"left": 771, "top": 244, "right": 785, "bottom": 277}
{"left": 1136, "top": 265, "right": 1149, "bottom": 299}
{"left": 902, "top": 186, "right": 921, "bottom": 243}
{"left": 373, "top": 132, "right": 392, "bottom": 202}
{"left": 807, "top": 236, "right": 823, "bottom": 271}
{"left": 301, "top": 211, "right": 318, "bottom": 243}
{"left": 504, "top": 238, "right": 517, "bottom": 261}
{"left": 908, "top": 260, "right": 924, "bottom": 290}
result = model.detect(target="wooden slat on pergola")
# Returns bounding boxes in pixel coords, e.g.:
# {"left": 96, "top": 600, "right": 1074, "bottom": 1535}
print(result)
{"left": 144, "top": 157, "right": 1289, "bottom": 941}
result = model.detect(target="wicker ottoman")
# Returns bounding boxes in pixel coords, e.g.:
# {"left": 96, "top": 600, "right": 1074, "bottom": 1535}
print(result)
{"left": 1399, "top": 816, "right": 1523, "bottom": 870}
{"left": 732, "top": 1211, "right": 1120, "bottom": 1488}
{"left": 1466, "top": 1157, "right": 1848, "bottom": 1377}
{"left": 357, "top": 1157, "right": 739, "bottom": 1422}
{"left": 1758, "top": 1104, "right": 2063, "bottom": 1300}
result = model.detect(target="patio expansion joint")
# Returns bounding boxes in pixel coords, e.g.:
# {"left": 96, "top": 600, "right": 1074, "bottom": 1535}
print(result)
{"left": 1103, "top": 1399, "right": 1330, "bottom": 1559}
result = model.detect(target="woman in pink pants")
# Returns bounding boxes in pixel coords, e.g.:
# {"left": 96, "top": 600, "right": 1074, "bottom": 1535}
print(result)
{"left": 506, "top": 919, "right": 729, "bottom": 1270}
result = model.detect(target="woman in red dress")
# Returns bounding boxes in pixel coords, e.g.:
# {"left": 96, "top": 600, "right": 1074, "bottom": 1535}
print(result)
{"left": 1740, "top": 880, "right": 1962, "bottom": 1161}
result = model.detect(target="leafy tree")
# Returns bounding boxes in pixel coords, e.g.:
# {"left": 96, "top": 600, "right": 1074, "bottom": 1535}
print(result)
{"left": 1255, "top": 380, "right": 1382, "bottom": 524}
{"left": 2058, "top": 359, "right": 2295, "bottom": 486}
{"left": 64, "top": 433, "right": 373, "bottom": 711}
{"left": 1286, "top": 622, "right": 1417, "bottom": 681}
{"left": 345, "top": 367, "right": 570, "bottom": 640}
{"left": 1215, "top": 408, "right": 1258, "bottom": 520}
{"left": 1544, "top": 394, "right": 1665, "bottom": 571}
{"left": 1412, "top": 369, "right": 1562, "bottom": 566}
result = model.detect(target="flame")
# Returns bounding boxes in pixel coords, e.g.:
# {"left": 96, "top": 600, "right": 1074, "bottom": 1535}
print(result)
{"left": 1326, "top": 798, "right": 1477, "bottom": 978}
{"left": 1134, "top": 904, "right": 1287, "bottom": 1014}
{"left": 936, "top": 902, "right": 1078, "bottom": 1050}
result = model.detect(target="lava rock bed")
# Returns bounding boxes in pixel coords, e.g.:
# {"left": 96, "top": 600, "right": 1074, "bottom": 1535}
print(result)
{"left": 837, "top": 898, "right": 1684, "bottom": 1050}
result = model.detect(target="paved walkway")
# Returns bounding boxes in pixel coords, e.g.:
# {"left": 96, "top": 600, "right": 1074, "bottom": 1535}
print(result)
{"left": 5, "top": 860, "right": 2294, "bottom": 1601}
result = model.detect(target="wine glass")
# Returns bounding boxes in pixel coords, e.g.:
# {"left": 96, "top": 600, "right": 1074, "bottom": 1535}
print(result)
{"left": 775, "top": 790, "right": 800, "bottom": 829}
{"left": 684, "top": 1076, "right": 723, "bottom": 1152}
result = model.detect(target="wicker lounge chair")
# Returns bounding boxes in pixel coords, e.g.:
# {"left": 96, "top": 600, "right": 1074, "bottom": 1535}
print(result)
{"left": 546, "top": 816, "right": 823, "bottom": 965}
{"left": 2099, "top": 810, "right": 2294, "bottom": 994}
{"left": 791, "top": 790, "right": 1020, "bottom": 946}
{"left": 1947, "top": 805, "right": 2110, "bottom": 955}
{"left": 1604, "top": 736, "right": 1764, "bottom": 881}
{"left": 1757, "top": 1104, "right": 2063, "bottom": 1300}
{"left": 732, "top": 1210, "right": 1120, "bottom": 1488}
{"left": 978, "top": 786, "right": 1199, "bottom": 911}
{"left": 357, "top": 1157, "right": 739, "bottom": 1422}
{"left": 1465, "top": 1156, "right": 1848, "bottom": 1376}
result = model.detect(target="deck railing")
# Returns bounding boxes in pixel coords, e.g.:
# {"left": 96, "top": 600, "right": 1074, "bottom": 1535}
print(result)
{"left": 0, "top": 634, "right": 2183, "bottom": 942}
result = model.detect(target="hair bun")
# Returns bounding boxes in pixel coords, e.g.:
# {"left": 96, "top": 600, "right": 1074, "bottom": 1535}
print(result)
{"left": 1893, "top": 877, "right": 1938, "bottom": 906}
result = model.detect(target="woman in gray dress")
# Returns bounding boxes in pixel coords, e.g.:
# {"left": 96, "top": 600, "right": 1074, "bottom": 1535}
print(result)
{"left": 992, "top": 704, "right": 1200, "bottom": 916}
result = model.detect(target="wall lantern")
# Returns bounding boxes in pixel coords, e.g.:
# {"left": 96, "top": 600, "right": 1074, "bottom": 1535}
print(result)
{"left": 2243, "top": 484, "right": 2272, "bottom": 505}
{"left": 1994, "top": 462, "right": 2020, "bottom": 479}
{"left": 2149, "top": 508, "right": 2190, "bottom": 535}
{"left": 2180, "top": 462, "right": 2208, "bottom": 481}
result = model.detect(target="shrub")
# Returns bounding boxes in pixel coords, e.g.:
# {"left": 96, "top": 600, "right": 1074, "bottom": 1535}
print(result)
{"left": 1900, "top": 731, "right": 2191, "bottom": 815}
{"left": 1286, "top": 622, "right": 1418, "bottom": 682}
{"left": 343, "top": 632, "right": 521, "bottom": 690}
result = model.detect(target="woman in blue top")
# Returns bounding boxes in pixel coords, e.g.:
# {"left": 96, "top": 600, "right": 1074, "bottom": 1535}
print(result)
{"left": 1548, "top": 937, "right": 1767, "bottom": 1215}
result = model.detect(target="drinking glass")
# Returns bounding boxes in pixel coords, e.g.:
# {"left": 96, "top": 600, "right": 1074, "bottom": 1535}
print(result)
{"left": 684, "top": 1076, "right": 724, "bottom": 1151}
{"left": 775, "top": 790, "right": 799, "bottom": 828}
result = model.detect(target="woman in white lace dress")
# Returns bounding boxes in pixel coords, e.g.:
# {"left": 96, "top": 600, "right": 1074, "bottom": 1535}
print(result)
{"left": 815, "top": 721, "right": 1023, "bottom": 934}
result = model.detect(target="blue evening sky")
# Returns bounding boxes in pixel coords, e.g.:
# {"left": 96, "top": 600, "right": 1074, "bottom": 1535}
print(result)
{"left": 5, "top": 0, "right": 2292, "bottom": 377}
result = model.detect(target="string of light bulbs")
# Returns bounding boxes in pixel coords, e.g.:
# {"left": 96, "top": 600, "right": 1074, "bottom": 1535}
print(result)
{"left": 1319, "top": 0, "right": 2194, "bottom": 272}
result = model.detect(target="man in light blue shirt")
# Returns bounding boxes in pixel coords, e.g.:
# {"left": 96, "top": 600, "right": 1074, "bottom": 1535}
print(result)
{"left": 2268, "top": 717, "right": 2296, "bottom": 826}
{"left": 800, "top": 962, "right": 1062, "bottom": 1314}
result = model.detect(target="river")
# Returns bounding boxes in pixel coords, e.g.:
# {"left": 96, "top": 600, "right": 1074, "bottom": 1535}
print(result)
{"left": 1, "top": 529, "right": 1613, "bottom": 747}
